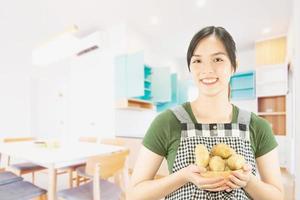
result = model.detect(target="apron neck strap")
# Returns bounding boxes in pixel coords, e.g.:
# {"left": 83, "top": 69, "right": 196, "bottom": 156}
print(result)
{"left": 171, "top": 105, "right": 194, "bottom": 123}
{"left": 237, "top": 108, "right": 252, "bottom": 126}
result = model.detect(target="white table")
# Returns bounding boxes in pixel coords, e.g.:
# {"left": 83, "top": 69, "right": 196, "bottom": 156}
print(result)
{"left": 0, "top": 141, "right": 125, "bottom": 200}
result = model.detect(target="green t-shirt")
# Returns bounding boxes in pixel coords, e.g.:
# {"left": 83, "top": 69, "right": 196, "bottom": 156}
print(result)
{"left": 143, "top": 102, "right": 278, "bottom": 173}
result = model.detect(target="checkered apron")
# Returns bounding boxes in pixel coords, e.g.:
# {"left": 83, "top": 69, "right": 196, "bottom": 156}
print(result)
{"left": 165, "top": 105, "right": 256, "bottom": 200}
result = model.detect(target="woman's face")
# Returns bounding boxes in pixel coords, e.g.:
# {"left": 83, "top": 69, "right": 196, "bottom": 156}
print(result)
{"left": 189, "top": 35, "right": 234, "bottom": 97}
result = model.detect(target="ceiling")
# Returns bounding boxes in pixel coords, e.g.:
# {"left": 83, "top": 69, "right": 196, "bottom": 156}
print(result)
{"left": 0, "top": 0, "right": 293, "bottom": 73}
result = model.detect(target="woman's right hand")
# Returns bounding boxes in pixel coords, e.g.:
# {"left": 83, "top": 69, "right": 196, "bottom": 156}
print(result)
{"left": 179, "top": 164, "right": 229, "bottom": 192}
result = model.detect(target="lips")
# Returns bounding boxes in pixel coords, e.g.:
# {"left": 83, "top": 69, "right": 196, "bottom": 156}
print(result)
{"left": 200, "top": 77, "right": 219, "bottom": 85}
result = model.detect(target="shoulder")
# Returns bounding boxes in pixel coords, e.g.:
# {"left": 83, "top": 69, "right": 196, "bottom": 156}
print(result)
{"left": 249, "top": 112, "right": 278, "bottom": 158}
{"left": 152, "top": 103, "right": 188, "bottom": 126}
{"left": 249, "top": 112, "right": 272, "bottom": 132}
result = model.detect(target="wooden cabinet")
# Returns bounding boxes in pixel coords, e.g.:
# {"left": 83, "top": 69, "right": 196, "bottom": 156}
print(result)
{"left": 258, "top": 95, "right": 286, "bottom": 135}
{"left": 255, "top": 36, "right": 287, "bottom": 66}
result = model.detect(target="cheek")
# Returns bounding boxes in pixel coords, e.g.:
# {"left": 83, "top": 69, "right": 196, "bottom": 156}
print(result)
{"left": 216, "top": 68, "right": 232, "bottom": 84}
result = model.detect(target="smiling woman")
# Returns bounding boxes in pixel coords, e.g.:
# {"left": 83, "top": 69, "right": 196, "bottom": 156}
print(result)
{"left": 127, "top": 26, "right": 284, "bottom": 200}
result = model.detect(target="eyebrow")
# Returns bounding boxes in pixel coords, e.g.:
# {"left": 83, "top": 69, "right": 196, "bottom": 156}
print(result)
{"left": 192, "top": 52, "right": 227, "bottom": 57}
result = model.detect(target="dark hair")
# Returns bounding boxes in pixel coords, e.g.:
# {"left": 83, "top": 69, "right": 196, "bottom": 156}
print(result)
{"left": 186, "top": 26, "right": 237, "bottom": 72}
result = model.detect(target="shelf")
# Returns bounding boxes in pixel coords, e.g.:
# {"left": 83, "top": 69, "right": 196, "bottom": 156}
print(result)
{"left": 258, "top": 96, "right": 286, "bottom": 113}
{"left": 258, "top": 112, "right": 286, "bottom": 116}
{"left": 231, "top": 87, "right": 254, "bottom": 91}
{"left": 116, "top": 98, "right": 154, "bottom": 110}
{"left": 144, "top": 79, "right": 151, "bottom": 84}
{"left": 258, "top": 95, "right": 286, "bottom": 136}
{"left": 230, "top": 71, "right": 255, "bottom": 100}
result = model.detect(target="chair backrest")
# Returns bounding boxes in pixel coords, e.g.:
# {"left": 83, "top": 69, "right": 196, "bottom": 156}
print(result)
{"left": 85, "top": 149, "right": 130, "bottom": 180}
{"left": 78, "top": 136, "right": 98, "bottom": 143}
{"left": 2, "top": 137, "right": 35, "bottom": 143}
{"left": 100, "top": 138, "right": 125, "bottom": 146}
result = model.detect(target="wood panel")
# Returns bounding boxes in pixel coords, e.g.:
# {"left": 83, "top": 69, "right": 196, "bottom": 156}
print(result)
{"left": 258, "top": 96, "right": 286, "bottom": 113}
{"left": 255, "top": 36, "right": 287, "bottom": 66}
{"left": 260, "top": 115, "right": 286, "bottom": 135}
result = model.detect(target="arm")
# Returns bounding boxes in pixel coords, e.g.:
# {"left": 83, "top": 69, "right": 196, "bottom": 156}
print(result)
{"left": 227, "top": 147, "right": 284, "bottom": 200}
{"left": 127, "top": 146, "right": 227, "bottom": 200}
{"left": 244, "top": 147, "right": 284, "bottom": 200}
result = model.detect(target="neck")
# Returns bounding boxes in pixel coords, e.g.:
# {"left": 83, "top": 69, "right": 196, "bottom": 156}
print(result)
{"left": 192, "top": 90, "right": 233, "bottom": 123}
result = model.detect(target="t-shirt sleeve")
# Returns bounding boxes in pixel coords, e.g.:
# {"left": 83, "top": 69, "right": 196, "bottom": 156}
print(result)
{"left": 252, "top": 114, "right": 278, "bottom": 158}
{"left": 142, "top": 111, "right": 171, "bottom": 157}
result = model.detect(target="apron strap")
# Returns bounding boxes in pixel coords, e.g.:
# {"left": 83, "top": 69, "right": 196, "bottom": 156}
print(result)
{"left": 171, "top": 105, "right": 194, "bottom": 123}
{"left": 237, "top": 108, "right": 252, "bottom": 126}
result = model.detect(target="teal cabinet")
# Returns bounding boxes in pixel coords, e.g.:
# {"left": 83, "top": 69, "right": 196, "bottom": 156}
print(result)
{"left": 115, "top": 51, "right": 173, "bottom": 107}
{"left": 230, "top": 71, "right": 255, "bottom": 100}
{"left": 136, "top": 65, "right": 153, "bottom": 101}
{"left": 156, "top": 74, "right": 189, "bottom": 112}
{"left": 152, "top": 67, "right": 171, "bottom": 102}
{"left": 114, "top": 52, "right": 144, "bottom": 99}
{"left": 126, "top": 52, "right": 144, "bottom": 97}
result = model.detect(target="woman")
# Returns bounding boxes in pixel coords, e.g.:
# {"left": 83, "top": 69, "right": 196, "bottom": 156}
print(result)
{"left": 127, "top": 26, "right": 284, "bottom": 200}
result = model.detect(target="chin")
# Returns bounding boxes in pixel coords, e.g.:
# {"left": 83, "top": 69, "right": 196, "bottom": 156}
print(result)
{"left": 200, "top": 89, "right": 224, "bottom": 98}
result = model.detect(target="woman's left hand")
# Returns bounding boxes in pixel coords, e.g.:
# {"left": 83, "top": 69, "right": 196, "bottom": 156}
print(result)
{"left": 225, "top": 164, "right": 252, "bottom": 192}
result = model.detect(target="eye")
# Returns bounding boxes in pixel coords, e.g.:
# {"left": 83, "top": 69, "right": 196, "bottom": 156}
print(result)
{"left": 214, "top": 57, "right": 224, "bottom": 62}
{"left": 192, "top": 59, "right": 201, "bottom": 63}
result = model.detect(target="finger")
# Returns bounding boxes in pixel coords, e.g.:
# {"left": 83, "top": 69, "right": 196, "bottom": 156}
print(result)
{"left": 226, "top": 180, "right": 239, "bottom": 189}
{"left": 191, "top": 164, "right": 207, "bottom": 173}
{"left": 198, "top": 177, "right": 224, "bottom": 185}
{"left": 200, "top": 180, "right": 226, "bottom": 189}
{"left": 229, "top": 175, "right": 246, "bottom": 187}
{"left": 231, "top": 171, "right": 249, "bottom": 181}
{"left": 243, "top": 164, "right": 252, "bottom": 172}
{"left": 225, "top": 188, "right": 232, "bottom": 192}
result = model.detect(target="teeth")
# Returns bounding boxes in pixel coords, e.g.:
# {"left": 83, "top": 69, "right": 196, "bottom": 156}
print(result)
{"left": 201, "top": 78, "right": 218, "bottom": 84}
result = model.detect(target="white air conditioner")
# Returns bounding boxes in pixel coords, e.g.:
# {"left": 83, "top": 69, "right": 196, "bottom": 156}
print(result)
{"left": 32, "top": 27, "right": 102, "bottom": 66}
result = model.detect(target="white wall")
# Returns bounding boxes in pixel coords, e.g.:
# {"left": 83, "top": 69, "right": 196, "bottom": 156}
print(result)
{"left": 31, "top": 32, "right": 116, "bottom": 141}
{"left": 0, "top": 72, "right": 31, "bottom": 137}
{"left": 292, "top": 0, "right": 300, "bottom": 197}
{"left": 30, "top": 59, "right": 70, "bottom": 139}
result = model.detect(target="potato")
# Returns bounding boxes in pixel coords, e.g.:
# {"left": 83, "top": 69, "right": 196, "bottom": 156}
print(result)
{"left": 195, "top": 144, "right": 210, "bottom": 168}
{"left": 209, "top": 156, "right": 225, "bottom": 171}
{"left": 227, "top": 154, "right": 245, "bottom": 170}
{"left": 211, "top": 143, "right": 235, "bottom": 159}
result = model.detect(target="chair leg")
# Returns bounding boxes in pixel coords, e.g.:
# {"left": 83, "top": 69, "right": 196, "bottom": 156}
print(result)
{"left": 32, "top": 194, "right": 47, "bottom": 200}
{"left": 68, "top": 168, "right": 73, "bottom": 188}
{"left": 76, "top": 175, "right": 80, "bottom": 187}
{"left": 32, "top": 172, "right": 35, "bottom": 184}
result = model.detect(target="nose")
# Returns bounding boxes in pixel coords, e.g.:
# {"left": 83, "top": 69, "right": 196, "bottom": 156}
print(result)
{"left": 200, "top": 61, "right": 214, "bottom": 75}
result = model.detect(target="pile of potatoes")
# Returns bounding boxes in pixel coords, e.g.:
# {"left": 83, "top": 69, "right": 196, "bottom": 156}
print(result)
{"left": 195, "top": 143, "right": 246, "bottom": 178}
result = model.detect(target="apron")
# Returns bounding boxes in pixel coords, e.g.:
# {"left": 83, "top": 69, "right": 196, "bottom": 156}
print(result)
{"left": 165, "top": 105, "right": 257, "bottom": 200}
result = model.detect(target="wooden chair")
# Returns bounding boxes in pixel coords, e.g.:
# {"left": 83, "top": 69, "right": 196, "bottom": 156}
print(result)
{"left": 78, "top": 136, "right": 98, "bottom": 143}
{"left": 58, "top": 148, "right": 130, "bottom": 200}
{"left": 60, "top": 136, "right": 99, "bottom": 188}
{"left": 3, "top": 137, "right": 46, "bottom": 183}
{"left": 0, "top": 171, "right": 47, "bottom": 200}
{"left": 75, "top": 138, "right": 125, "bottom": 186}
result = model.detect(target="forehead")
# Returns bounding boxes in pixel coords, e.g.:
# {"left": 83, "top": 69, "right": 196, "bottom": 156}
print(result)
{"left": 193, "top": 35, "right": 227, "bottom": 55}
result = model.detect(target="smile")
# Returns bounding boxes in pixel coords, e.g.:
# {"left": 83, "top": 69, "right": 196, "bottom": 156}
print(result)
{"left": 200, "top": 78, "right": 219, "bottom": 85}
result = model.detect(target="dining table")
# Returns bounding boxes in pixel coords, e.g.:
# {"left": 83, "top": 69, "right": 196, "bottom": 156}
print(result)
{"left": 0, "top": 140, "right": 126, "bottom": 200}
